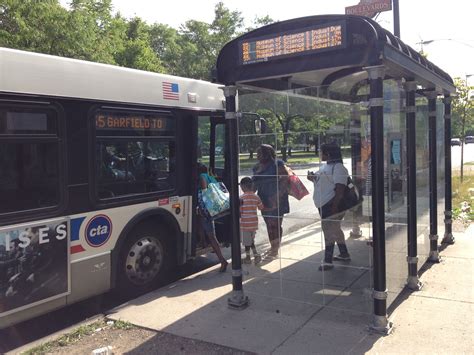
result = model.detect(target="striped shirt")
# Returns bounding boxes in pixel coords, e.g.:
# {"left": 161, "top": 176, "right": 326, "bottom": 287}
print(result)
{"left": 240, "top": 192, "right": 263, "bottom": 232}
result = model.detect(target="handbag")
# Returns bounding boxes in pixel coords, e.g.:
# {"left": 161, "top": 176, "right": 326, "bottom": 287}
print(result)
{"left": 329, "top": 164, "right": 363, "bottom": 211}
{"left": 339, "top": 177, "right": 363, "bottom": 211}
{"left": 198, "top": 175, "right": 230, "bottom": 218}
{"left": 285, "top": 165, "right": 309, "bottom": 200}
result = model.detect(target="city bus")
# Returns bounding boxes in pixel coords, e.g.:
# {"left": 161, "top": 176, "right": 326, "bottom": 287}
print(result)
{"left": 0, "top": 47, "right": 231, "bottom": 328}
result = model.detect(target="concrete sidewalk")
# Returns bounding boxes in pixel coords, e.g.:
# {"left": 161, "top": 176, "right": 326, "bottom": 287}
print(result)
{"left": 108, "top": 224, "right": 473, "bottom": 354}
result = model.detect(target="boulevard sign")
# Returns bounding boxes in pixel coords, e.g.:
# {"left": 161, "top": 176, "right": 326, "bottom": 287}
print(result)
{"left": 345, "top": 0, "right": 392, "bottom": 18}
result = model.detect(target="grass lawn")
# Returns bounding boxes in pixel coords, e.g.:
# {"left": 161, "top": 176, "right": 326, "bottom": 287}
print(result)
{"left": 237, "top": 150, "right": 321, "bottom": 170}
{"left": 452, "top": 169, "right": 474, "bottom": 221}
{"left": 236, "top": 148, "right": 352, "bottom": 170}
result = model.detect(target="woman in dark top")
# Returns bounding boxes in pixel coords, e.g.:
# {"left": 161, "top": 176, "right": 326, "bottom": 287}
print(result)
{"left": 197, "top": 163, "right": 228, "bottom": 272}
{"left": 252, "top": 144, "right": 289, "bottom": 257}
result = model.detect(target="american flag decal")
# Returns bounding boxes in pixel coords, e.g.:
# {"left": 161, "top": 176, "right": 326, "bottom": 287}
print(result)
{"left": 162, "top": 82, "right": 179, "bottom": 100}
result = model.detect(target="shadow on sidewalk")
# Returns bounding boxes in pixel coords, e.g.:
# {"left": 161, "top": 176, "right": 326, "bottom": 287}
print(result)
{"left": 108, "top": 221, "right": 384, "bottom": 354}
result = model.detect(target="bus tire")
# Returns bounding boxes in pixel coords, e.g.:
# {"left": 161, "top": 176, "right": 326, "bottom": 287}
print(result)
{"left": 116, "top": 224, "right": 175, "bottom": 296}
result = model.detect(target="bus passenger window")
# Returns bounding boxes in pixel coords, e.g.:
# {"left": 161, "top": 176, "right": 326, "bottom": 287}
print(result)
{"left": 96, "top": 141, "right": 176, "bottom": 198}
{"left": 94, "top": 109, "right": 176, "bottom": 199}
{"left": 0, "top": 107, "right": 61, "bottom": 214}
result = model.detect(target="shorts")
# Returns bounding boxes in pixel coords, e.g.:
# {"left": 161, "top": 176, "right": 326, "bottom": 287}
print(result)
{"left": 199, "top": 215, "right": 215, "bottom": 237}
{"left": 241, "top": 230, "right": 256, "bottom": 247}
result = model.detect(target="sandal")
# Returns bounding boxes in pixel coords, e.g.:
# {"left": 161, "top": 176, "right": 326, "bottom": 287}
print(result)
{"left": 219, "top": 261, "right": 228, "bottom": 272}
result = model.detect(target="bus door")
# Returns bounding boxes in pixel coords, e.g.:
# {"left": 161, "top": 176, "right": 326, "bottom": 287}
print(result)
{"left": 195, "top": 115, "right": 231, "bottom": 250}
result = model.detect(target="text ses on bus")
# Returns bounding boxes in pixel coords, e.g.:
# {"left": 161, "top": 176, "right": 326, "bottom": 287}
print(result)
{"left": 1, "top": 223, "right": 67, "bottom": 251}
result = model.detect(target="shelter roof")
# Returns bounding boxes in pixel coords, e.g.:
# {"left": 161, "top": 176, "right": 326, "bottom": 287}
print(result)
{"left": 216, "top": 15, "right": 455, "bottom": 95}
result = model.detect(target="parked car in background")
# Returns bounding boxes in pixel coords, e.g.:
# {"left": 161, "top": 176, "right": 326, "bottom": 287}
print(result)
{"left": 451, "top": 138, "right": 461, "bottom": 146}
{"left": 465, "top": 136, "right": 474, "bottom": 144}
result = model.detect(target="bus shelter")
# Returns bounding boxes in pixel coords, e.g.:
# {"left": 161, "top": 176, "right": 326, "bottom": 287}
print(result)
{"left": 215, "top": 15, "right": 456, "bottom": 332}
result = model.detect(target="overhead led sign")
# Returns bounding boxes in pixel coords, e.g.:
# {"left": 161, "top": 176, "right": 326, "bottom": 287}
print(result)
{"left": 240, "top": 22, "right": 345, "bottom": 65}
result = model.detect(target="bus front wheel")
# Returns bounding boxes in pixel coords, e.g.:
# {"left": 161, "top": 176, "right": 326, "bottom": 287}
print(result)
{"left": 117, "top": 225, "right": 173, "bottom": 295}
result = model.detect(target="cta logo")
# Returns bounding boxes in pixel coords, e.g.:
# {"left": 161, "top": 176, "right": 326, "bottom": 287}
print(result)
{"left": 85, "top": 214, "right": 112, "bottom": 247}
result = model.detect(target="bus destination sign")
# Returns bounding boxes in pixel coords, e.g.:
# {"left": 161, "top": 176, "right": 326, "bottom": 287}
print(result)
{"left": 240, "top": 23, "right": 345, "bottom": 65}
{"left": 96, "top": 114, "right": 167, "bottom": 131}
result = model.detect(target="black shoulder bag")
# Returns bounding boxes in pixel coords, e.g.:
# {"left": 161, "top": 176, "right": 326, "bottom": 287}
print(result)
{"left": 332, "top": 164, "right": 363, "bottom": 211}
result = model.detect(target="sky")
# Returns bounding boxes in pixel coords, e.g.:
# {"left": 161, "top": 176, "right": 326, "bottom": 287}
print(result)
{"left": 61, "top": 0, "right": 474, "bottom": 81}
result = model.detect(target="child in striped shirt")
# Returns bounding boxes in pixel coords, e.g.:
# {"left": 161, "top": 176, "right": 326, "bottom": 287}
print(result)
{"left": 240, "top": 177, "right": 263, "bottom": 264}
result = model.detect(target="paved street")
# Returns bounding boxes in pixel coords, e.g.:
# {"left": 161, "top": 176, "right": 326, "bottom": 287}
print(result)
{"left": 451, "top": 142, "right": 474, "bottom": 169}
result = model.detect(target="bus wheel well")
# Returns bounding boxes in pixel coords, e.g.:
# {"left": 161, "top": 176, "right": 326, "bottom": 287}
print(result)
{"left": 113, "top": 212, "right": 179, "bottom": 295}
{"left": 132, "top": 215, "right": 177, "bottom": 246}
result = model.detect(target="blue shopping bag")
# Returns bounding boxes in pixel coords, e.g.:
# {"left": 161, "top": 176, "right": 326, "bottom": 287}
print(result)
{"left": 198, "top": 181, "right": 230, "bottom": 218}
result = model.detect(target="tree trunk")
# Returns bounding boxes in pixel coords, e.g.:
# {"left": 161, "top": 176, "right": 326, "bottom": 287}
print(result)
{"left": 461, "top": 109, "right": 465, "bottom": 182}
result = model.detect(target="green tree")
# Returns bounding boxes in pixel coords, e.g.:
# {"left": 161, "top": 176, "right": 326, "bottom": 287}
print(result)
{"left": 245, "top": 15, "right": 274, "bottom": 32}
{"left": 68, "top": 0, "right": 126, "bottom": 64}
{"left": 157, "top": 2, "right": 245, "bottom": 80}
{"left": 114, "top": 17, "right": 164, "bottom": 72}
{"left": 148, "top": 23, "right": 180, "bottom": 75}
{"left": 0, "top": 0, "right": 128, "bottom": 65}
{"left": 238, "top": 88, "right": 349, "bottom": 161}
{"left": 1, "top": 0, "right": 274, "bottom": 78}
{"left": 452, "top": 77, "right": 474, "bottom": 182}
{"left": 0, "top": 0, "right": 70, "bottom": 54}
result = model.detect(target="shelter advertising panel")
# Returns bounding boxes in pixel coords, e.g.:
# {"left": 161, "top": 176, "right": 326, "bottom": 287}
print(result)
{"left": 0, "top": 218, "right": 70, "bottom": 315}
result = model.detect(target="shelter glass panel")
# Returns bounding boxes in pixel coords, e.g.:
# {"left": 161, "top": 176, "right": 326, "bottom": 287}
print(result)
{"left": 237, "top": 84, "right": 370, "bottom": 313}
{"left": 415, "top": 97, "right": 431, "bottom": 264}
{"left": 436, "top": 101, "right": 446, "bottom": 239}
{"left": 381, "top": 80, "right": 408, "bottom": 307}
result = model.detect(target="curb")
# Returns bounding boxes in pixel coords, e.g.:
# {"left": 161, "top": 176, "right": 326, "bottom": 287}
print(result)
{"left": 7, "top": 314, "right": 105, "bottom": 355}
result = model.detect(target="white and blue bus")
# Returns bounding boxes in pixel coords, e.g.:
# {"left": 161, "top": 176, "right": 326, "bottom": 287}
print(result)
{"left": 0, "top": 47, "right": 231, "bottom": 328}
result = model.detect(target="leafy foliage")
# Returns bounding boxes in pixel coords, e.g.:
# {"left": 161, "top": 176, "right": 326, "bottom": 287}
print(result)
{"left": 238, "top": 88, "right": 351, "bottom": 161}
{"left": 452, "top": 77, "right": 474, "bottom": 138}
{"left": 0, "top": 0, "right": 273, "bottom": 79}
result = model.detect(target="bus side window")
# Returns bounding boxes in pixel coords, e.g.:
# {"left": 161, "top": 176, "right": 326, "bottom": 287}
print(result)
{"left": 0, "top": 106, "right": 61, "bottom": 214}
{"left": 94, "top": 108, "right": 177, "bottom": 200}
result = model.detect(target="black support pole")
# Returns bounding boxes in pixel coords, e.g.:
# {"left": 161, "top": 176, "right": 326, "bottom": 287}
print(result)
{"left": 442, "top": 96, "right": 455, "bottom": 244}
{"left": 427, "top": 91, "right": 441, "bottom": 262}
{"left": 223, "top": 85, "right": 249, "bottom": 309}
{"left": 365, "top": 65, "right": 392, "bottom": 334}
{"left": 350, "top": 104, "right": 362, "bottom": 238}
{"left": 405, "top": 81, "right": 422, "bottom": 290}
{"left": 393, "top": 0, "right": 400, "bottom": 38}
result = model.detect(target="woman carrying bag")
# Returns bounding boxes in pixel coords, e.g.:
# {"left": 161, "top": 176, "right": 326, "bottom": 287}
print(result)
{"left": 308, "top": 143, "right": 351, "bottom": 271}
{"left": 197, "top": 163, "right": 228, "bottom": 272}
{"left": 252, "top": 144, "right": 289, "bottom": 257}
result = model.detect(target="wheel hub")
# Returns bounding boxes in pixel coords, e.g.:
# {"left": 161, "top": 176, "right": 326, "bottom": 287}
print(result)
{"left": 125, "top": 237, "right": 163, "bottom": 286}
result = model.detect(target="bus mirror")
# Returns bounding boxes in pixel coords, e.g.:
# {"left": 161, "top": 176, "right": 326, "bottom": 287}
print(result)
{"left": 238, "top": 112, "right": 266, "bottom": 135}
{"left": 255, "top": 117, "right": 267, "bottom": 134}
